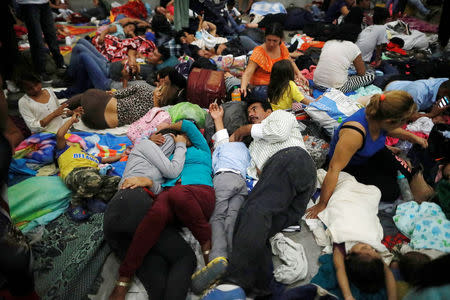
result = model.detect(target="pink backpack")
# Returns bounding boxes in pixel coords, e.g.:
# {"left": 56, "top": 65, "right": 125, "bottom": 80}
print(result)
{"left": 127, "top": 107, "right": 171, "bottom": 144}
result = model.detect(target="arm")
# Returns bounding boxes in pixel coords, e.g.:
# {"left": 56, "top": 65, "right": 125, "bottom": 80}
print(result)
{"left": 306, "top": 126, "right": 363, "bottom": 218}
{"left": 101, "top": 154, "right": 123, "bottom": 164}
{"left": 239, "top": 60, "right": 258, "bottom": 97}
{"left": 19, "top": 100, "right": 68, "bottom": 133}
{"left": 181, "top": 120, "right": 210, "bottom": 153}
{"left": 334, "top": 248, "right": 355, "bottom": 300}
{"left": 209, "top": 103, "right": 230, "bottom": 148}
{"left": 127, "top": 49, "right": 138, "bottom": 74}
{"left": 374, "top": 44, "right": 384, "bottom": 65}
{"left": 353, "top": 54, "right": 366, "bottom": 76}
{"left": 291, "top": 60, "right": 309, "bottom": 86}
{"left": 98, "top": 25, "right": 117, "bottom": 43}
{"left": 384, "top": 264, "right": 397, "bottom": 300}
{"left": 387, "top": 128, "right": 428, "bottom": 148}
{"left": 118, "top": 17, "right": 149, "bottom": 27}
{"left": 56, "top": 113, "right": 79, "bottom": 150}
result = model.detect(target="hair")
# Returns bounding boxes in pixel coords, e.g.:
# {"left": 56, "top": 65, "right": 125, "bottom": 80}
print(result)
{"left": 157, "top": 83, "right": 184, "bottom": 107}
{"left": 390, "top": 37, "right": 405, "bottom": 48}
{"left": 264, "top": 22, "right": 284, "bottom": 39}
{"left": 439, "top": 79, "right": 450, "bottom": 94}
{"left": 373, "top": 7, "right": 389, "bottom": 25}
{"left": 246, "top": 97, "right": 273, "bottom": 111}
{"left": 191, "top": 57, "right": 217, "bottom": 70}
{"left": 227, "top": 0, "right": 236, "bottom": 6}
{"left": 398, "top": 252, "right": 431, "bottom": 286}
{"left": 122, "top": 22, "right": 136, "bottom": 29}
{"left": 366, "top": 90, "right": 417, "bottom": 121}
{"left": 157, "top": 128, "right": 184, "bottom": 136}
{"left": 109, "top": 61, "right": 124, "bottom": 81}
{"left": 329, "top": 23, "right": 362, "bottom": 43}
{"left": 267, "top": 60, "right": 295, "bottom": 105}
{"left": 345, "top": 252, "right": 385, "bottom": 293}
{"left": 167, "top": 68, "right": 187, "bottom": 89}
{"left": 18, "top": 73, "right": 41, "bottom": 90}
{"left": 151, "top": 14, "right": 173, "bottom": 36}
{"left": 188, "top": 44, "right": 201, "bottom": 60}
{"left": 157, "top": 45, "right": 171, "bottom": 61}
{"left": 414, "top": 253, "right": 450, "bottom": 290}
{"left": 175, "top": 30, "right": 186, "bottom": 45}
{"left": 343, "top": 7, "right": 363, "bottom": 26}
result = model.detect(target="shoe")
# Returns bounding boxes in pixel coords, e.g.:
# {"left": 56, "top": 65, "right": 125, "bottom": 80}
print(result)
{"left": 192, "top": 257, "right": 228, "bottom": 294}
{"left": 87, "top": 198, "right": 108, "bottom": 213}
{"left": 201, "top": 284, "right": 246, "bottom": 300}
{"left": 40, "top": 74, "right": 53, "bottom": 84}
{"left": 68, "top": 205, "right": 91, "bottom": 222}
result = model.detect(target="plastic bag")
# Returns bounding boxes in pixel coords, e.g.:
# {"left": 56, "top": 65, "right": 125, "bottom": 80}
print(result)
{"left": 168, "top": 102, "right": 207, "bottom": 128}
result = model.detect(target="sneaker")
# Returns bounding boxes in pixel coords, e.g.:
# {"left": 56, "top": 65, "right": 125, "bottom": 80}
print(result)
{"left": 87, "top": 198, "right": 108, "bottom": 213}
{"left": 192, "top": 257, "right": 229, "bottom": 294}
{"left": 68, "top": 205, "right": 91, "bottom": 222}
{"left": 201, "top": 284, "right": 246, "bottom": 300}
{"left": 40, "top": 74, "right": 53, "bottom": 84}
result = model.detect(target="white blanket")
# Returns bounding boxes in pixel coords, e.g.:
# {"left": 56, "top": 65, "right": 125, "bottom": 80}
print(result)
{"left": 316, "top": 169, "right": 388, "bottom": 253}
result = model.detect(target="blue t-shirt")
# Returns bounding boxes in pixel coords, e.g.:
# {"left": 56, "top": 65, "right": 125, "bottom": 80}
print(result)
{"left": 385, "top": 78, "right": 448, "bottom": 111}
{"left": 329, "top": 108, "right": 387, "bottom": 166}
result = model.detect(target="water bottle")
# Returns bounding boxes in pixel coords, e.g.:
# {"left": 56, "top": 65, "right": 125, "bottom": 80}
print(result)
{"left": 397, "top": 171, "right": 414, "bottom": 202}
{"left": 231, "top": 87, "right": 241, "bottom": 101}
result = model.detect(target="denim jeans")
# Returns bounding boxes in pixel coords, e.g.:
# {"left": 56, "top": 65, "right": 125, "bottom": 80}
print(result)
{"left": 68, "top": 39, "right": 108, "bottom": 78}
{"left": 19, "top": 3, "right": 64, "bottom": 74}
{"left": 239, "top": 35, "right": 260, "bottom": 52}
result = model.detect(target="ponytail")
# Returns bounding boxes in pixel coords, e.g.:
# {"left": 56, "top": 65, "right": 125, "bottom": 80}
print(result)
{"left": 366, "top": 91, "right": 416, "bottom": 121}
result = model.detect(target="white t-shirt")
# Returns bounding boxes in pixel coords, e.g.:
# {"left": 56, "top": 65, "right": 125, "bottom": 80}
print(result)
{"left": 18, "top": 88, "right": 66, "bottom": 133}
{"left": 313, "top": 40, "right": 361, "bottom": 89}
{"left": 356, "top": 25, "right": 388, "bottom": 62}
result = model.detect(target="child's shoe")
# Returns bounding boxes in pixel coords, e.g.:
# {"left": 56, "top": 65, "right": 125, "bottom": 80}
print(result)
{"left": 68, "top": 206, "right": 91, "bottom": 222}
{"left": 192, "top": 257, "right": 228, "bottom": 294}
{"left": 201, "top": 284, "right": 246, "bottom": 300}
{"left": 87, "top": 198, "right": 108, "bottom": 213}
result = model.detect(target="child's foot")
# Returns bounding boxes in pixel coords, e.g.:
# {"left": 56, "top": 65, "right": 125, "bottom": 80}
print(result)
{"left": 68, "top": 205, "right": 91, "bottom": 222}
{"left": 87, "top": 198, "right": 108, "bottom": 213}
{"left": 191, "top": 256, "right": 229, "bottom": 294}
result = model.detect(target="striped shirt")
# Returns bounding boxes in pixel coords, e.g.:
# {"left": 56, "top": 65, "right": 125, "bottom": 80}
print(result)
{"left": 248, "top": 110, "right": 308, "bottom": 179}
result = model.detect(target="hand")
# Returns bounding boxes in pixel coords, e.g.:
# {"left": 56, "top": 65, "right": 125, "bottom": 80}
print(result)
{"left": 54, "top": 103, "right": 69, "bottom": 117}
{"left": 71, "top": 112, "right": 81, "bottom": 123}
{"left": 171, "top": 133, "right": 187, "bottom": 144}
{"left": 429, "top": 102, "right": 450, "bottom": 118}
{"left": 120, "top": 177, "right": 152, "bottom": 189}
{"left": 305, "top": 202, "right": 327, "bottom": 219}
{"left": 73, "top": 106, "right": 84, "bottom": 115}
{"left": 239, "top": 86, "right": 248, "bottom": 98}
{"left": 229, "top": 125, "right": 251, "bottom": 142}
{"left": 97, "top": 36, "right": 105, "bottom": 44}
{"left": 149, "top": 133, "right": 165, "bottom": 145}
{"left": 156, "top": 122, "right": 170, "bottom": 131}
{"left": 295, "top": 72, "right": 309, "bottom": 86}
{"left": 414, "top": 136, "right": 428, "bottom": 148}
{"left": 209, "top": 102, "right": 224, "bottom": 120}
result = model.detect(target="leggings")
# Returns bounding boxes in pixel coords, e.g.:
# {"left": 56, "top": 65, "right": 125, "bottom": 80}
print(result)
{"left": 64, "top": 89, "right": 112, "bottom": 129}
{"left": 104, "top": 188, "right": 196, "bottom": 300}
{"left": 338, "top": 73, "right": 375, "bottom": 93}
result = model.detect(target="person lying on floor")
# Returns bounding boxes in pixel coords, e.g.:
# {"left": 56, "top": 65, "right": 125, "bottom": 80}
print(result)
{"left": 200, "top": 98, "right": 317, "bottom": 298}
{"left": 96, "top": 17, "right": 150, "bottom": 44}
{"left": 108, "top": 120, "right": 215, "bottom": 300}
{"left": 385, "top": 77, "right": 449, "bottom": 111}
{"left": 62, "top": 78, "right": 181, "bottom": 129}
{"left": 104, "top": 128, "right": 194, "bottom": 300}
{"left": 55, "top": 113, "right": 123, "bottom": 221}
{"left": 306, "top": 91, "right": 428, "bottom": 219}
{"left": 190, "top": 102, "right": 251, "bottom": 294}
{"left": 17, "top": 73, "right": 83, "bottom": 133}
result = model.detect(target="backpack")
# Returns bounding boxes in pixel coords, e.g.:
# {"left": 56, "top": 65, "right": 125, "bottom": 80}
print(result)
{"left": 127, "top": 107, "right": 171, "bottom": 144}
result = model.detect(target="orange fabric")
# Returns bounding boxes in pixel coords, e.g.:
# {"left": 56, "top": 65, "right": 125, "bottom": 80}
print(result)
{"left": 249, "top": 43, "right": 290, "bottom": 86}
{"left": 299, "top": 41, "right": 325, "bottom": 52}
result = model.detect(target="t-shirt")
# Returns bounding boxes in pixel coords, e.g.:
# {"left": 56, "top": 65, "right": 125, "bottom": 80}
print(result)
{"left": 325, "top": 0, "right": 347, "bottom": 23}
{"left": 313, "top": 40, "right": 361, "bottom": 89}
{"left": 270, "top": 81, "right": 305, "bottom": 111}
{"left": 56, "top": 144, "right": 101, "bottom": 179}
{"left": 356, "top": 25, "right": 388, "bottom": 62}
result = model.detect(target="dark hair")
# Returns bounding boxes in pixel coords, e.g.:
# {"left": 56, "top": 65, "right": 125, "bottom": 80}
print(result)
{"left": 18, "top": 73, "right": 41, "bottom": 90}
{"left": 415, "top": 253, "right": 450, "bottom": 290}
{"left": 268, "top": 60, "right": 295, "bottom": 105}
{"left": 390, "top": 37, "right": 405, "bottom": 48}
{"left": 246, "top": 97, "right": 272, "bottom": 111}
{"left": 373, "top": 7, "right": 389, "bottom": 25}
{"left": 158, "top": 45, "right": 171, "bottom": 61}
{"left": 343, "top": 7, "right": 363, "bottom": 26}
{"left": 188, "top": 44, "right": 201, "bottom": 60}
{"left": 345, "top": 252, "right": 385, "bottom": 293}
{"left": 109, "top": 61, "right": 124, "bottom": 81}
{"left": 168, "top": 68, "right": 187, "bottom": 89}
{"left": 151, "top": 14, "right": 173, "bottom": 36}
{"left": 227, "top": 0, "right": 235, "bottom": 6}
{"left": 156, "top": 128, "right": 184, "bottom": 136}
{"left": 329, "top": 23, "right": 362, "bottom": 43}
{"left": 264, "top": 22, "right": 284, "bottom": 39}
{"left": 191, "top": 57, "right": 217, "bottom": 70}
{"left": 399, "top": 252, "right": 431, "bottom": 285}
{"left": 439, "top": 79, "right": 450, "bottom": 92}
{"left": 175, "top": 30, "right": 186, "bottom": 45}
{"left": 122, "top": 22, "right": 137, "bottom": 30}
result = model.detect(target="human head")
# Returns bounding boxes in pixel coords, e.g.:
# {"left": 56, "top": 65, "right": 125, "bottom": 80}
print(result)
{"left": 176, "top": 30, "right": 195, "bottom": 44}
{"left": 399, "top": 252, "right": 431, "bottom": 286}
{"left": 344, "top": 7, "right": 363, "bottom": 26}
{"left": 373, "top": 7, "right": 389, "bottom": 25}
{"left": 246, "top": 98, "right": 272, "bottom": 124}
{"left": 156, "top": 67, "right": 172, "bottom": 86}
{"left": 329, "top": 23, "right": 362, "bottom": 43}
{"left": 122, "top": 22, "right": 137, "bottom": 37}
{"left": 345, "top": 243, "right": 385, "bottom": 293}
{"left": 268, "top": 59, "right": 294, "bottom": 105}
{"left": 157, "top": 128, "right": 192, "bottom": 147}
{"left": 19, "top": 73, "right": 42, "bottom": 97}
{"left": 151, "top": 14, "right": 173, "bottom": 36}
{"left": 366, "top": 91, "right": 417, "bottom": 131}
{"left": 109, "top": 61, "right": 126, "bottom": 81}
{"left": 264, "top": 22, "right": 284, "bottom": 51}
{"left": 437, "top": 79, "right": 450, "bottom": 102}
{"left": 356, "top": 0, "right": 370, "bottom": 9}
{"left": 227, "top": 0, "right": 236, "bottom": 9}
{"left": 154, "top": 5, "right": 167, "bottom": 15}
{"left": 148, "top": 46, "right": 170, "bottom": 65}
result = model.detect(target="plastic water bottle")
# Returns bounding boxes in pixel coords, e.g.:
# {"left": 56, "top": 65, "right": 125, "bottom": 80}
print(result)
{"left": 397, "top": 171, "right": 414, "bottom": 202}
{"left": 231, "top": 87, "right": 241, "bottom": 101}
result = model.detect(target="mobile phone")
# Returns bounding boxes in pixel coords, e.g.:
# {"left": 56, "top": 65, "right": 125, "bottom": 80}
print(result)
{"left": 437, "top": 96, "right": 449, "bottom": 108}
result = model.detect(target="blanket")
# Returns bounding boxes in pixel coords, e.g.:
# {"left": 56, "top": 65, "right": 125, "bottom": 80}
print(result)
{"left": 32, "top": 213, "right": 111, "bottom": 300}
{"left": 92, "top": 35, "right": 156, "bottom": 62}
{"left": 110, "top": 0, "right": 147, "bottom": 21}
{"left": 393, "top": 201, "right": 450, "bottom": 252}
{"left": 250, "top": 2, "right": 287, "bottom": 16}
{"left": 13, "top": 132, "right": 56, "bottom": 165}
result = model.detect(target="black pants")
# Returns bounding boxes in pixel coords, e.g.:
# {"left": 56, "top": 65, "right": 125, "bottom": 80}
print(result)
{"left": 439, "top": 0, "right": 450, "bottom": 48}
{"left": 343, "top": 147, "right": 412, "bottom": 203}
{"left": 103, "top": 188, "right": 196, "bottom": 300}
{"left": 224, "top": 147, "right": 317, "bottom": 295}
{"left": 19, "top": 3, "right": 64, "bottom": 74}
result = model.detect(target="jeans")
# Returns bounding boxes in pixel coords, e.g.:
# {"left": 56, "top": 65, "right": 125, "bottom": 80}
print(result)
{"left": 408, "top": 0, "right": 430, "bottom": 15}
{"left": 68, "top": 39, "right": 108, "bottom": 78}
{"left": 239, "top": 35, "right": 260, "bottom": 52}
{"left": 224, "top": 147, "right": 317, "bottom": 295}
{"left": 19, "top": 3, "right": 64, "bottom": 74}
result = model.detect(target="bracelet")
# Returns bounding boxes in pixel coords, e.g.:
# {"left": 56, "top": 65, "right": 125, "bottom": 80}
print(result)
{"left": 203, "top": 250, "right": 210, "bottom": 255}
{"left": 116, "top": 280, "right": 131, "bottom": 287}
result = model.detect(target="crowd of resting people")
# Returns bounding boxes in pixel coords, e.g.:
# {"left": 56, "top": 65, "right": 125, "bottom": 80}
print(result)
{"left": 1, "top": 0, "right": 450, "bottom": 299}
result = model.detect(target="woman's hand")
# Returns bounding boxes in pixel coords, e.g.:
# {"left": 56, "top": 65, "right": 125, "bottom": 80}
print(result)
{"left": 239, "top": 86, "right": 248, "bottom": 98}
{"left": 149, "top": 133, "right": 165, "bottom": 145}
{"left": 414, "top": 136, "right": 428, "bottom": 148}
{"left": 171, "top": 133, "right": 187, "bottom": 144}
{"left": 120, "top": 177, "right": 153, "bottom": 189}
{"left": 305, "top": 202, "right": 327, "bottom": 219}
{"left": 295, "top": 72, "right": 309, "bottom": 86}
{"left": 54, "top": 103, "right": 69, "bottom": 117}
{"left": 209, "top": 102, "right": 224, "bottom": 121}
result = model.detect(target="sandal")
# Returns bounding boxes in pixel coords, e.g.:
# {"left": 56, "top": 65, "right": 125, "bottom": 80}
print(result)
{"left": 68, "top": 205, "right": 91, "bottom": 222}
